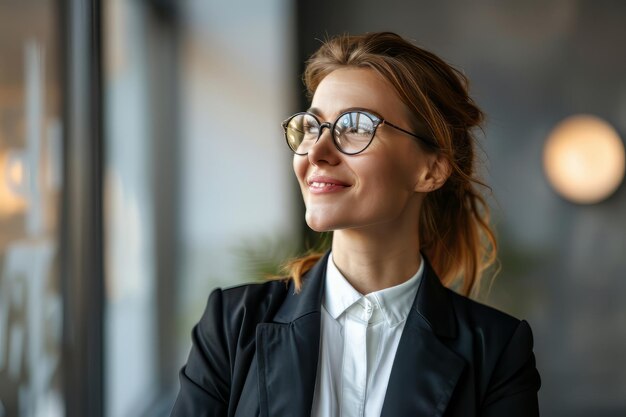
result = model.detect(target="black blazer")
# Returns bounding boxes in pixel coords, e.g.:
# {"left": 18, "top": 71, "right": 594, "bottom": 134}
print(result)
{"left": 171, "top": 252, "right": 541, "bottom": 417}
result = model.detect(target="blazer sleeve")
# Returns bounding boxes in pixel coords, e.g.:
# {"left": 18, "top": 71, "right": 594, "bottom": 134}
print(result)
{"left": 171, "top": 288, "right": 230, "bottom": 417}
{"left": 481, "top": 320, "right": 542, "bottom": 417}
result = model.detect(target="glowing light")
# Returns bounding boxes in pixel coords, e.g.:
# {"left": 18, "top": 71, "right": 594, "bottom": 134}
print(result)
{"left": 0, "top": 151, "right": 28, "bottom": 217}
{"left": 7, "top": 156, "right": 24, "bottom": 186}
{"left": 543, "top": 115, "right": 625, "bottom": 204}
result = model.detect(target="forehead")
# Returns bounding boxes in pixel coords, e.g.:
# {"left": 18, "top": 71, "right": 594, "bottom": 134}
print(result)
{"left": 310, "top": 67, "right": 410, "bottom": 121}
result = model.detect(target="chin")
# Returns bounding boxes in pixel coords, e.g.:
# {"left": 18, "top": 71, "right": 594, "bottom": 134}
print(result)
{"left": 305, "top": 211, "right": 371, "bottom": 233}
{"left": 305, "top": 217, "right": 333, "bottom": 233}
{"left": 305, "top": 211, "right": 342, "bottom": 232}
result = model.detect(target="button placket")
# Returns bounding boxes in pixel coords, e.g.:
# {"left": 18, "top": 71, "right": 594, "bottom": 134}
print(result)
{"left": 341, "top": 300, "right": 370, "bottom": 417}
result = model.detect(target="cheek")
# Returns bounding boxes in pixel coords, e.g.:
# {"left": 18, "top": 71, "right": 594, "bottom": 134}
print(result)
{"left": 356, "top": 157, "right": 416, "bottom": 194}
{"left": 293, "top": 156, "right": 308, "bottom": 189}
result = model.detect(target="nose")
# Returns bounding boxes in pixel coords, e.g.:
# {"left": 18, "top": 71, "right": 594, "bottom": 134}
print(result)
{"left": 307, "top": 123, "right": 340, "bottom": 165}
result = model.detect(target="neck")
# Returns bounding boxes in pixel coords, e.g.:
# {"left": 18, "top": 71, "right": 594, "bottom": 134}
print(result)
{"left": 331, "top": 221, "right": 422, "bottom": 295}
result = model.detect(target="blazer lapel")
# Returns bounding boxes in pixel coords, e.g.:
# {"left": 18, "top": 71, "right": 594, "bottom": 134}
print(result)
{"left": 255, "top": 252, "right": 465, "bottom": 417}
{"left": 255, "top": 252, "right": 328, "bottom": 417}
{"left": 380, "top": 256, "right": 466, "bottom": 417}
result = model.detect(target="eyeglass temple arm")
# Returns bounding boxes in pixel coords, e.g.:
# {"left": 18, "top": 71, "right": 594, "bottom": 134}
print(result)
{"left": 382, "top": 120, "right": 438, "bottom": 149}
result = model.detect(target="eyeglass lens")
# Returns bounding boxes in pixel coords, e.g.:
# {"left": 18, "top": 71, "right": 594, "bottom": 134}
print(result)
{"left": 285, "top": 111, "right": 377, "bottom": 155}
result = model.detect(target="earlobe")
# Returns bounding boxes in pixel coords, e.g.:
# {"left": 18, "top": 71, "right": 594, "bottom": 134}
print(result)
{"left": 414, "top": 154, "right": 451, "bottom": 192}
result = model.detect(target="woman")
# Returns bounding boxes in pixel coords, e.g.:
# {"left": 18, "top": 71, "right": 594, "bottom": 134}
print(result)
{"left": 171, "top": 32, "right": 541, "bottom": 417}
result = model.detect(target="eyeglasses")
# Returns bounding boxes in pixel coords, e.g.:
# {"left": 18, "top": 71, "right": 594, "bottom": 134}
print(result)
{"left": 282, "top": 109, "right": 437, "bottom": 155}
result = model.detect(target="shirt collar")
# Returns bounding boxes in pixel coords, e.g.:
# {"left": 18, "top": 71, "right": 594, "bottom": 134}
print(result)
{"left": 323, "top": 252, "right": 424, "bottom": 327}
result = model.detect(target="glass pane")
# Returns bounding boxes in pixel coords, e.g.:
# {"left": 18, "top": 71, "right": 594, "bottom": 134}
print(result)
{"left": 0, "top": 1, "right": 64, "bottom": 416}
{"left": 104, "top": 2, "right": 157, "bottom": 416}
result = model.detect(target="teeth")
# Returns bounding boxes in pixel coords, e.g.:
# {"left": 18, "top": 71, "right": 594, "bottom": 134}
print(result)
{"left": 311, "top": 182, "right": 334, "bottom": 187}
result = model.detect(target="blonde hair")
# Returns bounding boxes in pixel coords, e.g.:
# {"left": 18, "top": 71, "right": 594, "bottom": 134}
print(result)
{"left": 280, "top": 32, "right": 497, "bottom": 297}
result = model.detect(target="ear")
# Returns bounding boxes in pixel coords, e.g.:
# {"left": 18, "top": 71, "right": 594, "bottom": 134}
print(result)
{"left": 414, "top": 153, "right": 451, "bottom": 193}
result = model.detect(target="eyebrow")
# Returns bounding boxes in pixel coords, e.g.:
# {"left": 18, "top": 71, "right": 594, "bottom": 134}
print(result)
{"left": 306, "top": 107, "right": 322, "bottom": 116}
{"left": 306, "top": 106, "right": 384, "bottom": 120}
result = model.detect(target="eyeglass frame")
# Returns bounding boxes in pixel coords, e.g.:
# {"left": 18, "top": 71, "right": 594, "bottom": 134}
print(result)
{"left": 281, "top": 108, "right": 438, "bottom": 156}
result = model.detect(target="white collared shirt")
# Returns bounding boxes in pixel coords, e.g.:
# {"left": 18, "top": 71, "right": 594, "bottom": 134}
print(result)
{"left": 311, "top": 252, "right": 423, "bottom": 417}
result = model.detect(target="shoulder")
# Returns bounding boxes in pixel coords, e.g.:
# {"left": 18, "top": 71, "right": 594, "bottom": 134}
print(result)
{"left": 447, "top": 291, "right": 541, "bottom": 408}
{"left": 221, "top": 278, "right": 291, "bottom": 312}
{"left": 442, "top": 287, "right": 537, "bottom": 370}
{"left": 446, "top": 287, "right": 530, "bottom": 344}
{"left": 203, "top": 279, "right": 291, "bottom": 331}
{"left": 191, "top": 279, "right": 291, "bottom": 367}
{"left": 175, "top": 279, "right": 291, "bottom": 413}
{"left": 443, "top": 288, "right": 540, "bottom": 397}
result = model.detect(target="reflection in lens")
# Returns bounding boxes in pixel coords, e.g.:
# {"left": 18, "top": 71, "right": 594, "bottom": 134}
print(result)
{"left": 286, "top": 117, "right": 302, "bottom": 151}
{"left": 285, "top": 115, "right": 303, "bottom": 152}
{"left": 335, "top": 112, "right": 375, "bottom": 153}
{"left": 302, "top": 114, "right": 319, "bottom": 141}
{"left": 287, "top": 113, "right": 320, "bottom": 154}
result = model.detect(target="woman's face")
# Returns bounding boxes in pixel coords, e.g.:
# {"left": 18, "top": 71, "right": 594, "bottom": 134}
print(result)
{"left": 293, "top": 67, "right": 441, "bottom": 233}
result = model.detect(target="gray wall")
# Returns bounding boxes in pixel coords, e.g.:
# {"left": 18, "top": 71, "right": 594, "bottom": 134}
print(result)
{"left": 295, "top": 1, "right": 626, "bottom": 415}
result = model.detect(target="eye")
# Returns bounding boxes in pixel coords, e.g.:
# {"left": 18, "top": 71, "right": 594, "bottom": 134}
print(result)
{"left": 291, "top": 114, "right": 319, "bottom": 140}
{"left": 348, "top": 125, "right": 372, "bottom": 135}
{"left": 337, "top": 112, "right": 374, "bottom": 137}
{"left": 303, "top": 122, "right": 319, "bottom": 134}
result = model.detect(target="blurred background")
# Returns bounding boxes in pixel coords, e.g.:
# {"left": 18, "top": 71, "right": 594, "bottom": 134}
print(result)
{"left": 1, "top": 0, "right": 625, "bottom": 416}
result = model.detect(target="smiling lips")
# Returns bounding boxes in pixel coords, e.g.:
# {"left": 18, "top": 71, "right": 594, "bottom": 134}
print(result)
{"left": 307, "top": 175, "right": 350, "bottom": 194}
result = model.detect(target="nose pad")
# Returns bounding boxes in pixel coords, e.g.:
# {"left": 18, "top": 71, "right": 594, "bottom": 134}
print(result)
{"left": 311, "top": 123, "right": 333, "bottom": 149}
{"left": 307, "top": 123, "right": 339, "bottom": 163}
{"left": 316, "top": 123, "right": 332, "bottom": 143}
